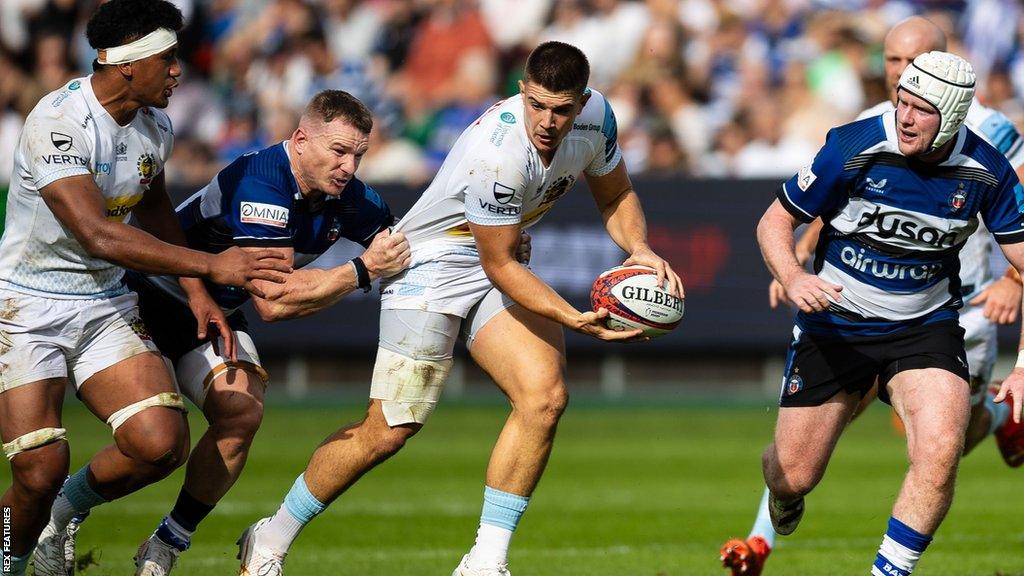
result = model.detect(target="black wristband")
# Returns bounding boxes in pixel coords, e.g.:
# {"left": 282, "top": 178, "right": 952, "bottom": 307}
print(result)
{"left": 351, "top": 257, "right": 372, "bottom": 293}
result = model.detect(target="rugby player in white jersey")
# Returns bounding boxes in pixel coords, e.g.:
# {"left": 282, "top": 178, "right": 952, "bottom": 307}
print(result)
{"left": 0, "top": 2, "right": 289, "bottom": 575}
{"left": 753, "top": 50, "right": 1024, "bottom": 575}
{"left": 235, "top": 41, "right": 682, "bottom": 576}
{"left": 722, "top": 17, "right": 1024, "bottom": 575}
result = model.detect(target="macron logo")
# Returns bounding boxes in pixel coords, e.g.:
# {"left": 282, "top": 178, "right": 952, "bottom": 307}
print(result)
{"left": 240, "top": 201, "right": 289, "bottom": 228}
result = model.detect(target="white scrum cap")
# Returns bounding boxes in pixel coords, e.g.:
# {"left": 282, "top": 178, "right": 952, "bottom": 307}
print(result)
{"left": 897, "top": 51, "right": 975, "bottom": 149}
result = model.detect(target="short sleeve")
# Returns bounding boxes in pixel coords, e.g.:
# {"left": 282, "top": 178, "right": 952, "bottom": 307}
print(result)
{"left": 24, "top": 114, "right": 92, "bottom": 189}
{"left": 976, "top": 110, "right": 1024, "bottom": 169}
{"left": 777, "top": 129, "right": 849, "bottom": 223}
{"left": 464, "top": 153, "right": 529, "bottom": 227}
{"left": 584, "top": 95, "right": 622, "bottom": 177}
{"left": 340, "top": 180, "right": 394, "bottom": 247}
{"left": 981, "top": 171, "right": 1024, "bottom": 244}
{"left": 227, "top": 175, "right": 295, "bottom": 247}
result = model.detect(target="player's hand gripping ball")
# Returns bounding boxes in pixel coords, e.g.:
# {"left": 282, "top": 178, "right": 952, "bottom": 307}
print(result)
{"left": 590, "top": 265, "right": 684, "bottom": 338}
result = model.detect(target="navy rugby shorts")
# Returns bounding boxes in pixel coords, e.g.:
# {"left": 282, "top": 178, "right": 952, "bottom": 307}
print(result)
{"left": 125, "top": 272, "right": 248, "bottom": 362}
{"left": 779, "top": 320, "right": 969, "bottom": 407}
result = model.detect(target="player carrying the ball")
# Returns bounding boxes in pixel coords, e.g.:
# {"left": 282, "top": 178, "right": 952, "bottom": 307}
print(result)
{"left": 236, "top": 40, "right": 682, "bottom": 576}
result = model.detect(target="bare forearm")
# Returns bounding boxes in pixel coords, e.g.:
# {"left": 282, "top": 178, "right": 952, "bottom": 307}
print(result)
{"left": 757, "top": 215, "right": 803, "bottom": 285}
{"left": 259, "top": 265, "right": 359, "bottom": 320}
{"left": 485, "top": 260, "right": 580, "bottom": 327}
{"left": 601, "top": 190, "right": 649, "bottom": 254}
{"left": 86, "top": 222, "right": 212, "bottom": 277}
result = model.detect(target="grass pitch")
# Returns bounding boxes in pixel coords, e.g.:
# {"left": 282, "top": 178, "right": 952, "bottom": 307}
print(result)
{"left": 4, "top": 400, "right": 1023, "bottom": 575}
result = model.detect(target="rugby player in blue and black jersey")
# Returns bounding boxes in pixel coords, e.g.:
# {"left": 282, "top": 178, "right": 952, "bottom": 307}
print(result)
{"left": 756, "top": 51, "right": 1024, "bottom": 575}
{"left": 56, "top": 90, "right": 410, "bottom": 576}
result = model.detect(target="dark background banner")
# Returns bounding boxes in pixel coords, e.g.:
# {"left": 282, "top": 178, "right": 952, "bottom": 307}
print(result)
{"left": 172, "top": 178, "right": 1007, "bottom": 355}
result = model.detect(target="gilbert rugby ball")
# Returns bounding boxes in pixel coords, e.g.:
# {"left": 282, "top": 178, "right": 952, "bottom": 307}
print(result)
{"left": 590, "top": 265, "right": 684, "bottom": 338}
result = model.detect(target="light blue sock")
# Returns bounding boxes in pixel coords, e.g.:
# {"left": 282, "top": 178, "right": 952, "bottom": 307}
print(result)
{"left": 283, "top": 474, "right": 326, "bottom": 524}
{"left": 985, "top": 392, "right": 1010, "bottom": 435}
{"left": 748, "top": 487, "right": 777, "bottom": 547}
{"left": 872, "top": 516, "right": 931, "bottom": 576}
{"left": 481, "top": 486, "right": 529, "bottom": 531}
{"left": 3, "top": 553, "right": 30, "bottom": 575}
{"left": 260, "top": 474, "right": 327, "bottom": 555}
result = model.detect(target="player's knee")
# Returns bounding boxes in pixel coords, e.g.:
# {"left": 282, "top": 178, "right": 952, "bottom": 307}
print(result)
{"left": 119, "top": 413, "right": 189, "bottom": 471}
{"left": 10, "top": 443, "right": 69, "bottom": 502}
{"left": 369, "top": 423, "right": 420, "bottom": 461}
{"left": 518, "top": 385, "right": 569, "bottom": 429}
{"left": 209, "top": 395, "right": 264, "bottom": 448}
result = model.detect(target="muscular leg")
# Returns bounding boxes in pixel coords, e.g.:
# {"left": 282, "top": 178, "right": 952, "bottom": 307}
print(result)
{"left": 183, "top": 369, "right": 266, "bottom": 505}
{"left": 887, "top": 368, "right": 969, "bottom": 534}
{"left": 0, "top": 379, "right": 68, "bottom": 557}
{"left": 470, "top": 305, "right": 567, "bottom": 495}
{"left": 457, "top": 305, "right": 567, "bottom": 570}
{"left": 304, "top": 400, "right": 421, "bottom": 504}
{"left": 763, "top": 390, "right": 860, "bottom": 504}
{"left": 75, "top": 351, "right": 189, "bottom": 503}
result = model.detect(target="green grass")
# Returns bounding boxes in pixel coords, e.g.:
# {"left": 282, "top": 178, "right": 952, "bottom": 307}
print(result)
{"left": 4, "top": 401, "right": 1024, "bottom": 575}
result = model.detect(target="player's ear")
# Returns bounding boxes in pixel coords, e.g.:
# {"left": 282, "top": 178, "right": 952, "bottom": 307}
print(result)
{"left": 117, "top": 61, "right": 133, "bottom": 80}
{"left": 292, "top": 126, "right": 307, "bottom": 153}
{"left": 578, "top": 91, "right": 591, "bottom": 112}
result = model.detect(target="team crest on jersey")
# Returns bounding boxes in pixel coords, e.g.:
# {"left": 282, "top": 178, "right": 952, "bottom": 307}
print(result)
{"left": 797, "top": 165, "right": 816, "bottom": 191}
{"left": 950, "top": 184, "right": 967, "bottom": 211}
{"left": 786, "top": 373, "right": 803, "bottom": 395}
{"left": 493, "top": 182, "right": 515, "bottom": 205}
{"left": 51, "top": 132, "right": 72, "bottom": 151}
{"left": 950, "top": 191, "right": 966, "bottom": 211}
{"left": 115, "top": 142, "right": 128, "bottom": 160}
{"left": 137, "top": 153, "right": 156, "bottom": 184}
{"left": 126, "top": 314, "right": 152, "bottom": 341}
{"left": 539, "top": 174, "right": 575, "bottom": 205}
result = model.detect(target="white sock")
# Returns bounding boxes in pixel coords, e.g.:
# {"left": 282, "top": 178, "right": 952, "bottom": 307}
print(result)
{"left": 748, "top": 487, "right": 777, "bottom": 548}
{"left": 467, "top": 523, "right": 513, "bottom": 568}
{"left": 257, "top": 504, "right": 305, "bottom": 555}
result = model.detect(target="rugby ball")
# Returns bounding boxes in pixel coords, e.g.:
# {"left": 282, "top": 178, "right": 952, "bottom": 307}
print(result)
{"left": 590, "top": 265, "right": 684, "bottom": 338}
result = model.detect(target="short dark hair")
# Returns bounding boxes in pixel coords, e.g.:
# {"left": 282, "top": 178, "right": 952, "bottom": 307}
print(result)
{"left": 524, "top": 41, "right": 590, "bottom": 95}
{"left": 303, "top": 90, "right": 373, "bottom": 134}
{"left": 86, "top": 0, "right": 183, "bottom": 51}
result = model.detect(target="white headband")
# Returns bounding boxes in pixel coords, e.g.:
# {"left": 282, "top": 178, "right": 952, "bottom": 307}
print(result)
{"left": 97, "top": 28, "right": 177, "bottom": 65}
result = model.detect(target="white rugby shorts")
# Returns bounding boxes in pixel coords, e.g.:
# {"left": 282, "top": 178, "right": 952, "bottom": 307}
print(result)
{"left": 0, "top": 288, "right": 159, "bottom": 392}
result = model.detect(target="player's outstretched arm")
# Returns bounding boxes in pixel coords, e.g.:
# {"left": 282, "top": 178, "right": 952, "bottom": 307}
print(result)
{"left": 994, "top": 241, "right": 1024, "bottom": 421}
{"left": 470, "top": 221, "right": 642, "bottom": 342}
{"left": 757, "top": 200, "right": 842, "bottom": 314}
{"left": 585, "top": 162, "right": 682, "bottom": 298}
{"left": 40, "top": 174, "right": 292, "bottom": 287}
{"left": 248, "top": 229, "right": 411, "bottom": 321}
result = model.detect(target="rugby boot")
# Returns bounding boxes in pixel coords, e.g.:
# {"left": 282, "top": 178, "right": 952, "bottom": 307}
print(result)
{"left": 237, "top": 518, "right": 285, "bottom": 576}
{"left": 767, "top": 492, "right": 804, "bottom": 536}
{"left": 720, "top": 535, "right": 772, "bottom": 575}
{"left": 134, "top": 532, "right": 182, "bottom": 576}
{"left": 452, "top": 554, "right": 511, "bottom": 576}
{"left": 33, "top": 519, "right": 73, "bottom": 576}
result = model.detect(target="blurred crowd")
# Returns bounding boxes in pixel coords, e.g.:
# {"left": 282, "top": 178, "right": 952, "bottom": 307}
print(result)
{"left": 2, "top": 0, "right": 1024, "bottom": 193}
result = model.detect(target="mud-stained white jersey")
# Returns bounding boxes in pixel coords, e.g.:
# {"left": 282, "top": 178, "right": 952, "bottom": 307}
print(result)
{"left": 394, "top": 88, "right": 621, "bottom": 259}
{"left": 856, "top": 99, "right": 1024, "bottom": 299}
{"left": 0, "top": 77, "right": 173, "bottom": 298}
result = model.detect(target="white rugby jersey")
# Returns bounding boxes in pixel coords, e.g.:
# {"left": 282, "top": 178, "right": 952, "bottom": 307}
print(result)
{"left": 0, "top": 77, "right": 173, "bottom": 298}
{"left": 394, "top": 88, "right": 621, "bottom": 259}
{"left": 857, "top": 99, "right": 1024, "bottom": 299}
